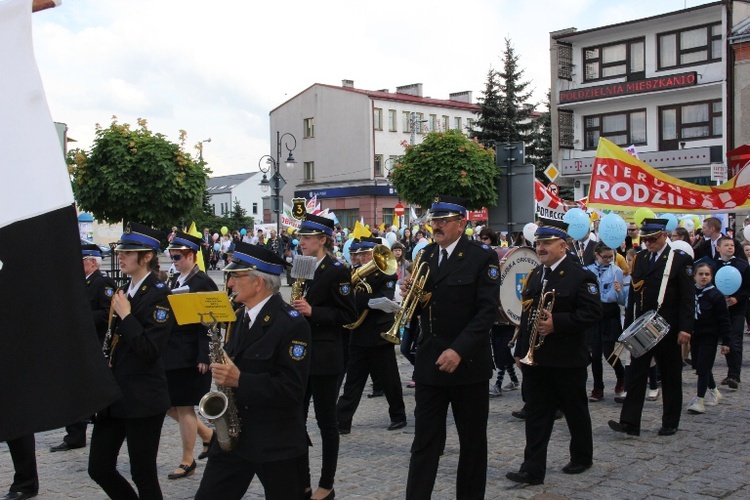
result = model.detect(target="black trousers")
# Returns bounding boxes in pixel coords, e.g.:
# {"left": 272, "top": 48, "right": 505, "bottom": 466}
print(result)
{"left": 406, "top": 381, "right": 488, "bottom": 500}
{"left": 88, "top": 413, "right": 166, "bottom": 500}
{"left": 620, "top": 330, "right": 682, "bottom": 430}
{"left": 63, "top": 420, "right": 88, "bottom": 447}
{"left": 6, "top": 434, "right": 38, "bottom": 494}
{"left": 725, "top": 314, "right": 744, "bottom": 381}
{"left": 520, "top": 365, "right": 592, "bottom": 480}
{"left": 303, "top": 373, "right": 340, "bottom": 490}
{"left": 337, "top": 343, "right": 406, "bottom": 429}
{"left": 195, "top": 453, "right": 306, "bottom": 500}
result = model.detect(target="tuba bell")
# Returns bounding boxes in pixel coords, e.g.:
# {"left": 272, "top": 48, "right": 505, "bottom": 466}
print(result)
{"left": 343, "top": 244, "right": 397, "bottom": 329}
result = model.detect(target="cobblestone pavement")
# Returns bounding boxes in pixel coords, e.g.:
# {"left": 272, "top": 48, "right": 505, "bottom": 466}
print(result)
{"left": 4, "top": 271, "right": 749, "bottom": 499}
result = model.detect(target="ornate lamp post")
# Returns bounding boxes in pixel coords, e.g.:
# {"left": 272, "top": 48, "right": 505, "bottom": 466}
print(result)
{"left": 258, "top": 131, "right": 297, "bottom": 237}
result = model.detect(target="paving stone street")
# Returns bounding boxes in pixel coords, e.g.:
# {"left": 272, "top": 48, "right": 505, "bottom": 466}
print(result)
{"left": 3, "top": 269, "right": 749, "bottom": 499}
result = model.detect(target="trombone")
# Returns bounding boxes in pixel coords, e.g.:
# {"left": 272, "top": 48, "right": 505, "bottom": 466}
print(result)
{"left": 343, "top": 244, "right": 397, "bottom": 329}
{"left": 381, "top": 249, "right": 431, "bottom": 345}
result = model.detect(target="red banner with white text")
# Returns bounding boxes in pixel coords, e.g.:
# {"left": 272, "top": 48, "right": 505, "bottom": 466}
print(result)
{"left": 534, "top": 179, "right": 586, "bottom": 220}
{"left": 588, "top": 138, "right": 750, "bottom": 212}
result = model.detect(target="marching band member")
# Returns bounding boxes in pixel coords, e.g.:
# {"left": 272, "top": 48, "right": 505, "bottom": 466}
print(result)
{"left": 404, "top": 195, "right": 500, "bottom": 500}
{"left": 609, "top": 218, "right": 694, "bottom": 437}
{"left": 292, "top": 214, "right": 356, "bottom": 500}
{"left": 88, "top": 222, "right": 174, "bottom": 499}
{"left": 195, "top": 242, "right": 311, "bottom": 499}
{"left": 163, "top": 232, "right": 218, "bottom": 479}
{"left": 51, "top": 243, "right": 117, "bottom": 453}
{"left": 506, "top": 219, "right": 602, "bottom": 485}
{"left": 336, "top": 236, "right": 407, "bottom": 434}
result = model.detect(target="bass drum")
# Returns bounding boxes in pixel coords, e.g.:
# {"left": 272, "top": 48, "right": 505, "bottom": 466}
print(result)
{"left": 495, "top": 246, "right": 540, "bottom": 325}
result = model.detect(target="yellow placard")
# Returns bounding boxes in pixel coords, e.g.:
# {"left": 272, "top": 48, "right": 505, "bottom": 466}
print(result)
{"left": 167, "top": 291, "right": 236, "bottom": 325}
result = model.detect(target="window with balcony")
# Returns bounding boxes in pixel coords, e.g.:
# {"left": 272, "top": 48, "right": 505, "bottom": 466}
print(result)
{"left": 584, "top": 109, "right": 646, "bottom": 150}
{"left": 583, "top": 38, "right": 645, "bottom": 82}
{"left": 658, "top": 23, "right": 721, "bottom": 69}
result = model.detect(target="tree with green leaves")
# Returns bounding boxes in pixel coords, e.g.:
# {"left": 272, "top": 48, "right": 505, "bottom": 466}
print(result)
{"left": 496, "top": 38, "right": 536, "bottom": 145}
{"left": 222, "top": 198, "right": 254, "bottom": 232}
{"left": 389, "top": 129, "right": 498, "bottom": 210}
{"left": 526, "top": 91, "right": 552, "bottom": 181}
{"left": 69, "top": 117, "right": 209, "bottom": 230}
{"left": 472, "top": 68, "right": 505, "bottom": 147}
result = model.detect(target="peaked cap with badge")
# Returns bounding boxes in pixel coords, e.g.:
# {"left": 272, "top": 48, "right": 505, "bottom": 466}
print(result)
{"left": 297, "top": 213, "right": 335, "bottom": 236}
{"left": 224, "top": 241, "right": 290, "bottom": 275}
{"left": 428, "top": 195, "right": 468, "bottom": 219}
{"left": 167, "top": 231, "right": 203, "bottom": 252}
{"left": 115, "top": 222, "right": 166, "bottom": 252}
{"left": 534, "top": 218, "right": 569, "bottom": 241}
{"left": 639, "top": 218, "right": 668, "bottom": 236}
{"left": 82, "top": 243, "right": 103, "bottom": 258}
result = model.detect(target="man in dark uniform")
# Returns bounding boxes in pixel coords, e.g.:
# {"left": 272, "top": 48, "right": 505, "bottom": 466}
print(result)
{"left": 1, "top": 435, "right": 37, "bottom": 500}
{"left": 196, "top": 242, "right": 312, "bottom": 499}
{"left": 506, "top": 219, "right": 602, "bottom": 485}
{"left": 609, "top": 218, "right": 694, "bottom": 437}
{"left": 336, "top": 236, "right": 406, "bottom": 434}
{"left": 404, "top": 195, "right": 500, "bottom": 500}
{"left": 50, "top": 243, "right": 116, "bottom": 452}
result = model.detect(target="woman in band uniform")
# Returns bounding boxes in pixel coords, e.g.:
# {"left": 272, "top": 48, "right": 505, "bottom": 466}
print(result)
{"left": 88, "top": 222, "right": 174, "bottom": 500}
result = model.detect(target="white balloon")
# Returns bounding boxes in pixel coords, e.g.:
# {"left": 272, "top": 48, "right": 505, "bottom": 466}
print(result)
{"left": 669, "top": 239, "right": 694, "bottom": 259}
{"left": 680, "top": 218, "right": 695, "bottom": 231}
{"left": 523, "top": 223, "right": 538, "bottom": 244}
{"left": 743, "top": 224, "right": 750, "bottom": 242}
{"left": 385, "top": 232, "right": 397, "bottom": 244}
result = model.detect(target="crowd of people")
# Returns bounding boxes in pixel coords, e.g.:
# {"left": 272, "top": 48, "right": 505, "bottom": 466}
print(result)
{"left": 2, "top": 206, "right": 747, "bottom": 499}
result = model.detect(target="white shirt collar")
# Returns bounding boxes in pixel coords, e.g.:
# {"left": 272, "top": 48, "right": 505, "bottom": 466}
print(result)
{"left": 245, "top": 294, "right": 274, "bottom": 326}
{"left": 440, "top": 238, "right": 460, "bottom": 260}
{"left": 127, "top": 272, "right": 151, "bottom": 298}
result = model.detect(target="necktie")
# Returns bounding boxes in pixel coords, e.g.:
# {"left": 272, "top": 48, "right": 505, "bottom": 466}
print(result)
{"left": 543, "top": 266, "right": 551, "bottom": 282}
{"left": 649, "top": 252, "right": 657, "bottom": 269}
{"left": 439, "top": 249, "right": 448, "bottom": 270}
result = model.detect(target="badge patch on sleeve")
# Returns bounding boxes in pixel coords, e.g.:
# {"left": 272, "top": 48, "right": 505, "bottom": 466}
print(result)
{"left": 587, "top": 283, "right": 599, "bottom": 295}
{"left": 290, "top": 341, "right": 308, "bottom": 361}
{"left": 685, "top": 266, "right": 693, "bottom": 277}
{"left": 104, "top": 287, "right": 114, "bottom": 297}
{"left": 339, "top": 283, "right": 351, "bottom": 296}
{"left": 387, "top": 281, "right": 395, "bottom": 289}
{"left": 154, "top": 306, "right": 170, "bottom": 323}
{"left": 488, "top": 265, "right": 499, "bottom": 280}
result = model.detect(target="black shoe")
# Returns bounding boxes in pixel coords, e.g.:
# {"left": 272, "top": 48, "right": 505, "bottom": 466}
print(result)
{"left": 511, "top": 409, "right": 527, "bottom": 420}
{"left": 608, "top": 420, "right": 640, "bottom": 436}
{"left": 311, "top": 488, "right": 335, "bottom": 500}
{"left": 562, "top": 462, "right": 592, "bottom": 474}
{"left": 338, "top": 427, "right": 351, "bottom": 435}
{"left": 726, "top": 378, "right": 740, "bottom": 389}
{"left": 1, "top": 492, "right": 37, "bottom": 500}
{"left": 721, "top": 377, "right": 729, "bottom": 385}
{"left": 367, "top": 390, "right": 384, "bottom": 398}
{"left": 505, "top": 470, "right": 543, "bottom": 485}
{"left": 167, "top": 460, "right": 196, "bottom": 479}
{"left": 198, "top": 430, "right": 215, "bottom": 460}
{"left": 614, "top": 394, "right": 626, "bottom": 404}
{"left": 387, "top": 420, "right": 407, "bottom": 431}
{"left": 50, "top": 442, "right": 85, "bottom": 452}
{"left": 657, "top": 426, "right": 677, "bottom": 436}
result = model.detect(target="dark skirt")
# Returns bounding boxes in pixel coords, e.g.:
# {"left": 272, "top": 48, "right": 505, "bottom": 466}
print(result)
{"left": 166, "top": 367, "right": 211, "bottom": 406}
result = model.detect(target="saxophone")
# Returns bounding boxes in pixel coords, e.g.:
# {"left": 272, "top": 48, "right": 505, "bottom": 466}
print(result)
{"left": 519, "top": 279, "right": 555, "bottom": 366}
{"left": 198, "top": 312, "right": 240, "bottom": 452}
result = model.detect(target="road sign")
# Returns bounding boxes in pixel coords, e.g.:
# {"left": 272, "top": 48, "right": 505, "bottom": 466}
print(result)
{"left": 544, "top": 163, "right": 559, "bottom": 182}
{"left": 548, "top": 182, "right": 559, "bottom": 196}
{"left": 711, "top": 162, "right": 727, "bottom": 182}
{"left": 394, "top": 203, "right": 404, "bottom": 216}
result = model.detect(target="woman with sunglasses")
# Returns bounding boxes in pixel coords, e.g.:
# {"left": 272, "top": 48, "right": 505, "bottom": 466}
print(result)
{"left": 88, "top": 222, "right": 174, "bottom": 499}
{"left": 163, "top": 232, "right": 219, "bottom": 479}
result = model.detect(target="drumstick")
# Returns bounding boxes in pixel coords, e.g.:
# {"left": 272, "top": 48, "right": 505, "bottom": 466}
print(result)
{"left": 608, "top": 342, "right": 625, "bottom": 365}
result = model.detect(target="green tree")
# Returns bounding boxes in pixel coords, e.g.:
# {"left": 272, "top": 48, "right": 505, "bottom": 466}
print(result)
{"left": 472, "top": 68, "right": 505, "bottom": 148}
{"left": 389, "top": 130, "right": 498, "bottom": 210}
{"left": 222, "top": 198, "right": 254, "bottom": 232}
{"left": 69, "top": 117, "right": 209, "bottom": 230}
{"left": 496, "top": 38, "right": 536, "bottom": 144}
{"left": 526, "top": 91, "right": 552, "bottom": 180}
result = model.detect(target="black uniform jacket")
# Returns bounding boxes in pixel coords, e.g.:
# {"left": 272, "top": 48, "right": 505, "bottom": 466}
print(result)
{"left": 413, "top": 237, "right": 500, "bottom": 386}
{"left": 223, "top": 293, "right": 312, "bottom": 463}
{"left": 517, "top": 255, "right": 602, "bottom": 368}
{"left": 713, "top": 257, "right": 750, "bottom": 317}
{"left": 302, "top": 254, "right": 357, "bottom": 375}
{"left": 86, "top": 269, "right": 116, "bottom": 341}
{"left": 625, "top": 248, "right": 695, "bottom": 338}
{"left": 164, "top": 267, "right": 219, "bottom": 370}
{"left": 351, "top": 269, "right": 397, "bottom": 347}
{"left": 107, "top": 273, "right": 174, "bottom": 419}
{"left": 694, "top": 285, "right": 730, "bottom": 344}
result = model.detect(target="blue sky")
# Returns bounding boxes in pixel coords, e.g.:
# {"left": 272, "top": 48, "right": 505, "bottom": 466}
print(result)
{"left": 31, "top": 0, "right": 715, "bottom": 176}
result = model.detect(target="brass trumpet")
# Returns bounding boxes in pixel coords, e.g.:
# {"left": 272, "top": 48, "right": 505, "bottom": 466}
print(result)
{"left": 381, "top": 249, "right": 431, "bottom": 345}
{"left": 343, "top": 244, "right": 397, "bottom": 329}
{"left": 520, "top": 280, "right": 555, "bottom": 366}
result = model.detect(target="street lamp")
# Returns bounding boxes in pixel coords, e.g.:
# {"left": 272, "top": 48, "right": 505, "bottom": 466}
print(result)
{"left": 198, "top": 137, "right": 211, "bottom": 163}
{"left": 258, "top": 131, "right": 297, "bottom": 237}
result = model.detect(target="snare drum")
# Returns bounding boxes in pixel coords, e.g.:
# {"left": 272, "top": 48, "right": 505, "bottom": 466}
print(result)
{"left": 617, "top": 310, "right": 670, "bottom": 358}
{"left": 496, "top": 246, "right": 539, "bottom": 325}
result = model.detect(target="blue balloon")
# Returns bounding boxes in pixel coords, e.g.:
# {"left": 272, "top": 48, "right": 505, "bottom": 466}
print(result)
{"left": 240, "top": 228, "right": 247, "bottom": 236}
{"left": 661, "top": 213, "right": 678, "bottom": 232}
{"left": 412, "top": 240, "right": 428, "bottom": 261}
{"left": 292, "top": 238, "right": 299, "bottom": 246}
{"left": 599, "top": 213, "right": 627, "bottom": 249}
{"left": 563, "top": 208, "right": 590, "bottom": 240}
{"left": 342, "top": 237, "right": 353, "bottom": 264}
{"left": 715, "top": 266, "right": 742, "bottom": 296}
